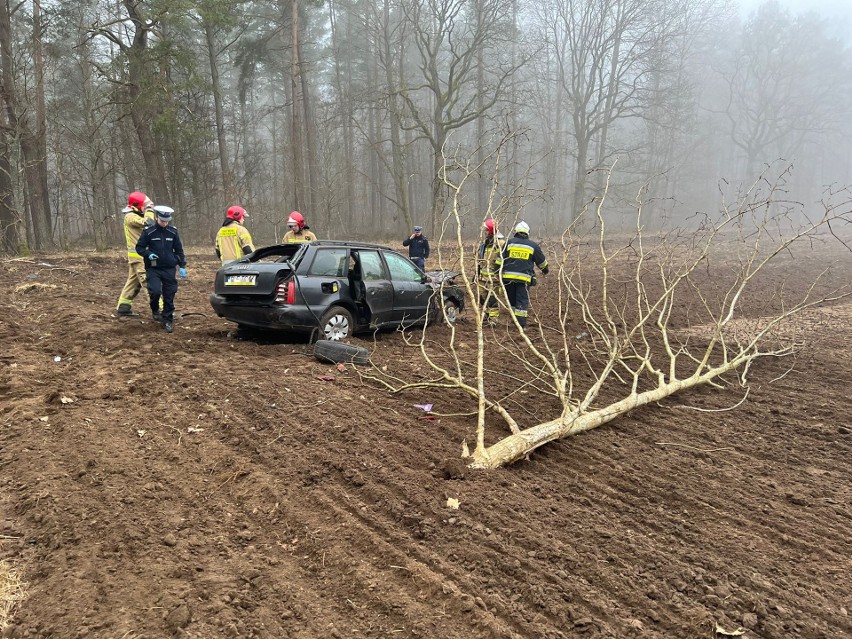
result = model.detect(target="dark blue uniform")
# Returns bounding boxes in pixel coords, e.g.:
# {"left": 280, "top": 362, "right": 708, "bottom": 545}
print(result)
{"left": 495, "top": 232, "right": 548, "bottom": 328}
{"left": 402, "top": 234, "right": 430, "bottom": 270}
{"left": 135, "top": 223, "right": 186, "bottom": 324}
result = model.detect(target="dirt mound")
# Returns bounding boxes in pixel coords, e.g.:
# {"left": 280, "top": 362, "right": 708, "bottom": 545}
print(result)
{"left": 0, "top": 249, "right": 850, "bottom": 638}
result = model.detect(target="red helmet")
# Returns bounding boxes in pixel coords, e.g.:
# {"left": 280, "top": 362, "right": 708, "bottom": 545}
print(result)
{"left": 227, "top": 205, "right": 247, "bottom": 222}
{"left": 287, "top": 211, "right": 305, "bottom": 230}
{"left": 127, "top": 191, "right": 147, "bottom": 211}
{"left": 483, "top": 218, "right": 496, "bottom": 235}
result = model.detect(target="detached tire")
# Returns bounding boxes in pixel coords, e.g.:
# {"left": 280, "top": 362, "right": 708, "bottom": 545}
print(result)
{"left": 314, "top": 339, "right": 370, "bottom": 365}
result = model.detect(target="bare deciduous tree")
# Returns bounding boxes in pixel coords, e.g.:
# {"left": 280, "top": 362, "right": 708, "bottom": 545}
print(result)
{"left": 717, "top": 3, "right": 852, "bottom": 179}
{"left": 368, "top": 143, "right": 852, "bottom": 468}
{"left": 396, "top": 0, "right": 521, "bottom": 233}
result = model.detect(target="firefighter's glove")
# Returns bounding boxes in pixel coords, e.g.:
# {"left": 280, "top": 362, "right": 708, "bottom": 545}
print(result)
{"left": 148, "top": 253, "right": 158, "bottom": 261}
{"left": 541, "top": 266, "right": 550, "bottom": 275}
{"left": 179, "top": 267, "right": 187, "bottom": 279}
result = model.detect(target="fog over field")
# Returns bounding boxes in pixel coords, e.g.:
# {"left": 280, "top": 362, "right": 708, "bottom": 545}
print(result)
{"left": 1, "top": 0, "right": 851, "bottom": 251}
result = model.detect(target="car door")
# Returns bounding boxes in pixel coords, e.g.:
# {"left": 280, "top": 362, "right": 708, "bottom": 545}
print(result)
{"left": 352, "top": 249, "right": 395, "bottom": 327}
{"left": 300, "top": 246, "right": 349, "bottom": 307}
{"left": 383, "top": 251, "right": 432, "bottom": 325}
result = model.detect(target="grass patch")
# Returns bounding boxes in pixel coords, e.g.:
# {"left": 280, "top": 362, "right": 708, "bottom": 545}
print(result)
{"left": 0, "top": 559, "right": 27, "bottom": 631}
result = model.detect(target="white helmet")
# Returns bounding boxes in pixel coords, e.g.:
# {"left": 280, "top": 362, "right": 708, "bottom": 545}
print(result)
{"left": 514, "top": 221, "right": 530, "bottom": 235}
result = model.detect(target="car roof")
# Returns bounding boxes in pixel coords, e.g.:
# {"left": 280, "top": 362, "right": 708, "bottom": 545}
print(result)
{"left": 277, "top": 240, "right": 397, "bottom": 252}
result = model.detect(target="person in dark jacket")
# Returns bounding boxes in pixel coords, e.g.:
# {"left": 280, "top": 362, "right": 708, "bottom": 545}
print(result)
{"left": 495, "top": 221, "right": 549, "bottom": 329}
{"left": 135, "top": 206, "right": 188, "bottom": 333}
{"left": 402, "top": 225, "right": 430, "bottom": 270}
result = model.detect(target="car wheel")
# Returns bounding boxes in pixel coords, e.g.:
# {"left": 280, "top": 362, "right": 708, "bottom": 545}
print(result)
{"left": 320, "top": 306, "right": 354, "bottom": 341}
{"left": 443, "top": 298, "right": 460, "bottom": 324}
{"left": 314, "top": 339, "right": 370, "bottom": 365}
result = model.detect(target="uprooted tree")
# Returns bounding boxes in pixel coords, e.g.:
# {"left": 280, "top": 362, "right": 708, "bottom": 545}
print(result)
{"left": 365, "top": 140, "right": 852, "bottom": 469}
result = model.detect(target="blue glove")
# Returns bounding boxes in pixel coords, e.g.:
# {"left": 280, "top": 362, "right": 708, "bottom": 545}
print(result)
{"left": 148, "top": 253, "right": 158, "bottom": 261}
{"left": 179, "top": 267, "right": 187, "bottom": 278}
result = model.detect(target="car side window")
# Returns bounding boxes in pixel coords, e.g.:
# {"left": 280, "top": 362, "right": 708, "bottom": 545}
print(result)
{"left": 357, "top": 250, "right": 386, "bottom": 281}
{"left": 308, "top": 248, "right": 347, "bottom": 277}
{"left": 385, "top": 251, "right": 424, "bottom": 282}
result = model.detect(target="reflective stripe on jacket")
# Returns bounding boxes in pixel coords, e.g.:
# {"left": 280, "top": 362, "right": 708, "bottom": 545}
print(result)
{"left": 477, "top": 236, "right": 504, "bottom": 281}
{"left": 495, "top": 234, "right": 548, "bottom": 284}
{"left": 123, "top": 210, "right": 155, "bottom": 262}
{"left": 216, "top": 223, "right": 255, "bottom": 263}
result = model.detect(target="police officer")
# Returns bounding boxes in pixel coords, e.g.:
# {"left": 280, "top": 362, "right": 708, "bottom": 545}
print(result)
{"left": 135, "top": 206, "right": 187, "bottom": 333}
{"left": 402, "top": 225, "right": 430, "bottom": 270}
{"left": 216, "top": 205, "right": 254, "bottom": 264}
{"left": 115, "top": 191, "right": 155, "bottom": 315}
{"left": 477, "top": 218, "right": 504, "bottom": 325}
{"left": 495, "top": 221, "right": 549, "bottom": 330}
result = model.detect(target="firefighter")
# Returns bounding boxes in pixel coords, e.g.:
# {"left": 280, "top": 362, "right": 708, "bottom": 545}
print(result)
{"left": 216, "top": 205, "right": 255, "bottom": 264}
{"left": 476, "top": 218, "right": 505, "bottom": 325}
{"left": 495, "top": 221, "right": 549, "bottom": 330}
{"left": 402, "top": 225, "right": 430, "bottom": 270}
{"left": 116, "top": 191, "right": 156, "bottom": 316}
{"left": 135, "top": 206, "right": 187, "bottom": 334}
{"left": 281, "top": 211, "right": 317, "bottom": 243}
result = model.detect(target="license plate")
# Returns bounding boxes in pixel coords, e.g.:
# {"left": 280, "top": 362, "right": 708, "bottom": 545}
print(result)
{"left": 225, "top": 274, "right": 257, "bottom": 286}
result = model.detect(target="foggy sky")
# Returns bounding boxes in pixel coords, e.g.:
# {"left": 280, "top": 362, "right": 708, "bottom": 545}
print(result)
{"left": 739, "top": 0, "right": 852, "bottom": 38}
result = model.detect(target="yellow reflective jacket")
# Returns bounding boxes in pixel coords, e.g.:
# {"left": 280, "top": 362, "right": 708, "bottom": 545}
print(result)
{"left": 124, "top": 210, "right": 155, "bottom": 262}
{"left": 477, "top": 236, "right": 505, "bottom": 283}
{"left": 216, "top": 222, "right": 255, "bottom": 263}
{"left": 282, "top": 229, "right": 317, "bottom": 243}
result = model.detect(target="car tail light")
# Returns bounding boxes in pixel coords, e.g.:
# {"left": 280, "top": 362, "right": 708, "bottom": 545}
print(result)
{"left": 274, "top": 280, "right": 296, "bottom": 304}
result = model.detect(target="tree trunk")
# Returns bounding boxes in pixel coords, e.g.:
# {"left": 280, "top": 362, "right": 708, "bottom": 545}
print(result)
{"left": 472, "top": 366, "right": 727, "bottom": 469}
{"left": 329, "top": 0, "right": 354, "bottom": 223}
{"left": 31, "top": 0, "right": 52, "bottom": 245}
{"left": 475, "top": 0, "right": 486, "bottom": 214}
{"left": 300, "top": 60, "right": 318, "bottom": 220}
{"left": 431, "top": 99, "right": 447, "bottom": 235}
{"left": 0, "top": 133, "right": 24, "bottom": 254}
{"left": 124, "top": 0, "right": 170, "bottom": 201}
{"left": 0, "top": 0, "right": 51, "bottom": 249}
{"left": 572, "top": 135, "right": 589, "bottom": 222}
{"left": 290, "top": 0, "right": 304, "bottom": 211}
{"left": 383, "top": 0, "right": 410, "bottom": 229}
{"left": 205, "top": 20, "right": 234, "bottom": 202}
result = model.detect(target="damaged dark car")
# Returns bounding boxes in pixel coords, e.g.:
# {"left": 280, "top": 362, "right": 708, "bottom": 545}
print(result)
{"left": 210, "top": 240, "right": 465, "bottom": 340}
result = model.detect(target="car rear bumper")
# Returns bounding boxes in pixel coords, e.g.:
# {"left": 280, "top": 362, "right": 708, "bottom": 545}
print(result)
{"left": 209, "top": 294, "right": 319, "bottom": 331}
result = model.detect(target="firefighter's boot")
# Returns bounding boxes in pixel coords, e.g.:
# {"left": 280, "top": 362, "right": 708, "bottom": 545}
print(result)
{"left": 116, "top": 303, "right": 133, "bottom": 316}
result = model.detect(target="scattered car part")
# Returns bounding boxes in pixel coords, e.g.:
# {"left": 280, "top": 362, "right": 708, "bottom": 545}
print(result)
{"left": 314, "top": 339, "right": 370, "bottom": 365}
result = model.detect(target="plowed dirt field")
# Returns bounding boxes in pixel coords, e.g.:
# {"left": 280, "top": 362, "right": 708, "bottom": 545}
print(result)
{"left": 1, "top": 244, "right": 850, "bottom": 639}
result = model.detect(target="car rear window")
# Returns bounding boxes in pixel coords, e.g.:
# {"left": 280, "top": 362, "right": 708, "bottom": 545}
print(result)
{"left": 250, "top": 244, "right": 303, "bottom": 263}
